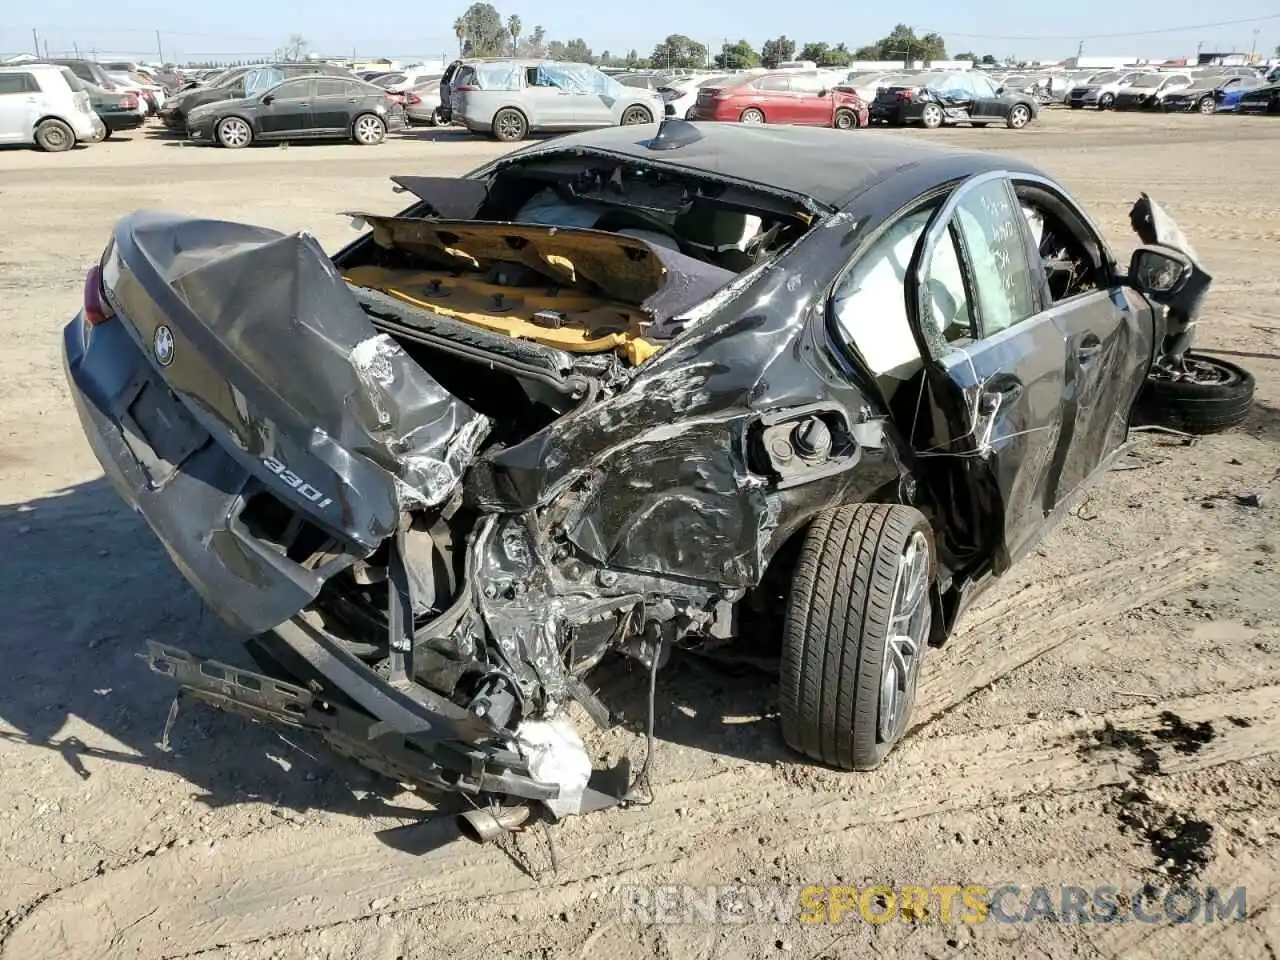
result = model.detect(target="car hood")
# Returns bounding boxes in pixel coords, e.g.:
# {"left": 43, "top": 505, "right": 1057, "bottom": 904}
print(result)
{"left": 179, "top": 86, "right": 238, "bottom": 110}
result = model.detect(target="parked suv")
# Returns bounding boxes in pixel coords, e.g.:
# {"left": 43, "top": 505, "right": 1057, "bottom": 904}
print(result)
{"left": 452, "top": 60, "right": 663, "bottom": 141}
{"left": 160, "top": 63, "right": 356, "bottom": 130}
{"left": 0, "top": 64, "right": 105, "bottom": 151}
{"left": 690, "top": 71, "right": 868, "bottom": 129}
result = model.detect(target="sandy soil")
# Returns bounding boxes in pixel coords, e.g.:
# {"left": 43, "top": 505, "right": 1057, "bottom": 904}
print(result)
{"left": 0, "top": 112, "right": 1276, "bottom": 960}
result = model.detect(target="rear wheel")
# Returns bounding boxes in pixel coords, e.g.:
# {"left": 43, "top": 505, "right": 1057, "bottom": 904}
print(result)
{"left": 620, "top": 105, "right": 652, "bottom": 125}
{"left": 920, "top": 103, "right": 944, "bottom": 128}
{"left": 739, "top": 107, "right": 765, "bottom": 124}
{"left": 833, "top": 108, "right": 858, "bottom": 130}
{"left": 780, "top": 504, "right": 934, "bottom": 771}
{"left": 216, "top": 116, "right": 252, "bottom": 148}
{"left": 1007, "top": 104, "right": 1032, "bottom": 129}
{"left": 352, "top": 113, "right": 386, "bottom": 145}
{"left": 34, "top": 118, "right": 74, "bottom": 152}
{"left": 1133, "top": 353, "right": 1255, "bottom": 434}
{"left": 1197, "top": 96, "right": 1216, "bottom": 115}
{"left": 491, "top": 107, "right": 527, "bottom": 142}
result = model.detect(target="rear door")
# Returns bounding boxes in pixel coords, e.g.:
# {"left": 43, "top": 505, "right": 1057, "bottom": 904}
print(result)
{"left": 906, "top": 173, "right": 1073, "bottom": 572}
{"left": 0, "top": 72, "right": 39, "bottom": 142}
{"left": 312, "top": 77, "right": 357, "bottom": 133}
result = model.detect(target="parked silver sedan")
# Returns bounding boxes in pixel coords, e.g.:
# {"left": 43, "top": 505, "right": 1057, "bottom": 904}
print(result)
{"left": 453, "top": 60, "right": 664, "bottom": 141}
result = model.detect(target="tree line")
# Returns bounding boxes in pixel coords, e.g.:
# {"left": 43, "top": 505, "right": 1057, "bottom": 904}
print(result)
{"left": 451, "top": 6, "right": 996, "bottom": 70}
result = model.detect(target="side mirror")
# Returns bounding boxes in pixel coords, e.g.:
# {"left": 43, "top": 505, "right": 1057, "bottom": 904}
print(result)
{"left": 816, "top": 88, "right": 828, "bottom": 97}
{"left": 1128, "top": 245, "right": 1192, "bottom": 301}
{"left": 996, "top": 86, "right": 1006, "bottom": 94}
{"left": 261, "top": 93, "right": 275, "bottom": 105}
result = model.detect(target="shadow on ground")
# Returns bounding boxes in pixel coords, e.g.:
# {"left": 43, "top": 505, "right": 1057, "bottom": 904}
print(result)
{"left": 0, "top": 476, "right": 786, "bottom": 850}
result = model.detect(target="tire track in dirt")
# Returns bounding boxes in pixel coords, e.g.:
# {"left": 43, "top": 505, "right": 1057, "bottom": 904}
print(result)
{"left": 6, "top": 683, "right": 1277, "bottom": 960}
{"left": 914, "top": 546, "right": 1221, "bottom": 728}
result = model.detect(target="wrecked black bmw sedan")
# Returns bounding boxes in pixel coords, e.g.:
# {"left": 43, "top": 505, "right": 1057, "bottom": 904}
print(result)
{"left": 63, "top": 121, "right": 1250, "bottom": 834}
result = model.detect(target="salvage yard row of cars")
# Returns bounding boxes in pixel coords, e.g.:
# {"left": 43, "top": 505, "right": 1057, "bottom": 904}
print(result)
{"left": 3, "top": 55, "right": 1280, "bottom": 152}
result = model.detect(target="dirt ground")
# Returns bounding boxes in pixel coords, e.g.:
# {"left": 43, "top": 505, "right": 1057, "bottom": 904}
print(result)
{"left": 0, "top": 111, "right": 1276, "bottom": 960}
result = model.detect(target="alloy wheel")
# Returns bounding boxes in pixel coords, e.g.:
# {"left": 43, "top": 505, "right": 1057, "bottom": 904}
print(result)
{"left": 218, "top": 117, "right": 250, "bottom": 148}
{"left": 355, "top": 115, "right": 384, "bottom": 144}
{"left": 878, "top": 531, "right": 932, "bottom": 743}
{"left": 1009, "top": 105, "right": 1031, "bottom": 128}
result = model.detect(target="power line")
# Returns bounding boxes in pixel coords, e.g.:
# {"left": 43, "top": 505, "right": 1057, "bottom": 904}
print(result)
{"left": 943, "top": 13, "right": 1280, "bottom": 42}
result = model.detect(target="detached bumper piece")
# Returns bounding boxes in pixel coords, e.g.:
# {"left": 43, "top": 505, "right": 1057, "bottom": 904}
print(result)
{"left": 142, "top": 639, "right": 565, "bottom": 803}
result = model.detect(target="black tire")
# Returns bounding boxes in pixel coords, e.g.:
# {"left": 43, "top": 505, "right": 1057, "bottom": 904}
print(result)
{"left": 1098, "top": 92, "right": 1115, "bottom": 109}
{"left": 491, "top": 107, "right": 527, "bottom": 142}
{"left": 780, "top": 504, "right": 934, "bottom": 771}
{"left": 34, "top": 118, "right": 75, "bottom": 152}
{"left": 833, "top": 108, "right": 857, "bottom": 130}
{"left": 920, "top": 103, "right": 944, "bottom": 128}
{"left": 1133, "top": 353, "right": 1255, "bottom": 434}
{"left": 621, "top": 105, "right": 652, "bottom": 125}
{"left": 1197, "top": 96, "right": 1216, "bottom": 115}
{"left": 1006, "top": 103, "right": 1032, "bottom": 129}
{"left": 739, "top": 107, "right": 765, "bottom": 124}
{"left": 101, "top": 127, "right": 113, "bottom": 140}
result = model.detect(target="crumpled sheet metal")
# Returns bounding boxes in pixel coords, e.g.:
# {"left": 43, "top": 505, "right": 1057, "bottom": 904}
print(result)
{"left": 140, "top": 217, "right": 491, "bottom": 509}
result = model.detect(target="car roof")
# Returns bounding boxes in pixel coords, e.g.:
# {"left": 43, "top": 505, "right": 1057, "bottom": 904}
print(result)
{"left": 503, "top": 123, "right": 1027, "bottom": 209}
{"left": 0, "top": 63, "right": 66, "bottom": 73}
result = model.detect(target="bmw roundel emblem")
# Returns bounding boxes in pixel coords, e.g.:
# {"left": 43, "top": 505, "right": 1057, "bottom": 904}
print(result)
{"left": 153, "top": 325, "right": 175, "bottom": 366}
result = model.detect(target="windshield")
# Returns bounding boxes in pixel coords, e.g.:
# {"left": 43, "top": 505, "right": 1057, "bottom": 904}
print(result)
{"left": 1130, "top": 75, "right": 1166, "bottom": 88}
{"left": 1090, "top": 71, "right": 1122, "bottom": 83}
{"left": 243, "top": 68, "right": 285, "bottom": 96}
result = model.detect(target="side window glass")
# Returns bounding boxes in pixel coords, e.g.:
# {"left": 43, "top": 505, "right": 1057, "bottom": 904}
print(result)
{"left": 315, "top": 78, "right": 349, "bottom": 98}
{"left": 832, "top": 207, "right": 935, "bottom": 378}
{"left": 921, "top": 225, "right": 976, "bottom": 351}
{"left": 0, "top": 75, "right": 29, "bottom": 95}
{"left": 951, "top": 180, "right": 1038, "bottom": 337}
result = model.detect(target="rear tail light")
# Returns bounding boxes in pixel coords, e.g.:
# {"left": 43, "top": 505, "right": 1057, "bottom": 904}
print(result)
{"left": 83, "top": 265, "right": 114, "bottom": 327}
{"left": 900, "top": 89, "right": 914, "bottom": 100}
{"left": 454, "top": 84, "right": 478, "bottom": 92}
{"left": 405, "top": 92, "right": 421, "bottom": 105}
{"left": 120, "top": 93, "right": 139, "bottom": 110}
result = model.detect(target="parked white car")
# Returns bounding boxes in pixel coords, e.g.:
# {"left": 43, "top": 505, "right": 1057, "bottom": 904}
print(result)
{"left": 1066, "top": 70, "right": 1151, "bottom": 109}
{"left": 374, "top": 68, "right": 442, "bottom": 94}
{"left": 0, "top": 63, "right": 105, "bottom": 151}
{"left": 658, "top": 74, "right": 729, "bottom": 119}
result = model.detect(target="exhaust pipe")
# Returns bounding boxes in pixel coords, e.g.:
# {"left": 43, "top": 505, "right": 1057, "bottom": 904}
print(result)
{"left": 457, "top": 804, "right": 533, "bottom": 843}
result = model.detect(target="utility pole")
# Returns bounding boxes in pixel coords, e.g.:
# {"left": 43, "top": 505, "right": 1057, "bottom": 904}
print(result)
{"left": 156, "top": 30, "right": 164, "bottom": 62}
{"left": 1076, "top": 39, "right": 1084, "bottom": 64}
{"left": 32, "top": 28, "right": 39, "bottom": 56}
{"left": 73, "top": 41, "right": 80, "bottom": 58}
{"left": 1250, "top": 28, "right": 1260, "bottom": 59}
{"left": 43, "top": 40, "right": 49, "bottom": 59}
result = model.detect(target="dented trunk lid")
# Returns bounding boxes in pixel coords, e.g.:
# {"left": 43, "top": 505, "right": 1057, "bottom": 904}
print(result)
{"left": 102, "top": 210, "right": 490, "bottom": 556}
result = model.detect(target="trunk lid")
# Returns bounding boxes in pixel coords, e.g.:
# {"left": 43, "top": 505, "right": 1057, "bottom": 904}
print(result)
{"left": 101, "top": 211, "right": 491, "bottom": 551}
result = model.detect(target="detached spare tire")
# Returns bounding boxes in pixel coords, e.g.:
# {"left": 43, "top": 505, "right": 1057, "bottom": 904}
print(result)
{"left": 1133, "top": 353, "right": 1255, "bottom": 434}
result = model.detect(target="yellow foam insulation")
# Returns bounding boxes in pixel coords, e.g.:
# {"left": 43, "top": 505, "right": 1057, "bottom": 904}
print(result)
{"left": 345, "top": 265, "right": 660, "bottom": 365}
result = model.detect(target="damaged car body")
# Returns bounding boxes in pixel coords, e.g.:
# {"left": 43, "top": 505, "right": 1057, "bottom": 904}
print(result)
{"left": 62, "top": 121, "right": 1244, "bottom": 833}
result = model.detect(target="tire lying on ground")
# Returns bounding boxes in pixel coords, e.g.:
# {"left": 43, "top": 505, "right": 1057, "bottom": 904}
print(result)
{"left": 1133, "top": 353, "right": 1255, "bottom": 434}
{"left": 781, "top": 503, "right": 935, "bottom": 772}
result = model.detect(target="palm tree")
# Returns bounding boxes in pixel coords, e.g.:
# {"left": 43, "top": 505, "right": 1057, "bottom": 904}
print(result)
{"left": 453, "top": 17, "right": 466, "bottom": 57}
{"left": 507, "top": 15, "right": 522, "bottom": 56}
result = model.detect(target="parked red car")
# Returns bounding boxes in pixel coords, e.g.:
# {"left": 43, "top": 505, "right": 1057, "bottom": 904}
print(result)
{"left": 690, "top": 70, "right": 868, "bottom": 129}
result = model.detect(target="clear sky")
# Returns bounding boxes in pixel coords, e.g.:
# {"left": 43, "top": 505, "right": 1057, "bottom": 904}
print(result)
{"left": 6, "top": 1, "right": 1280, "bottom": 64}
